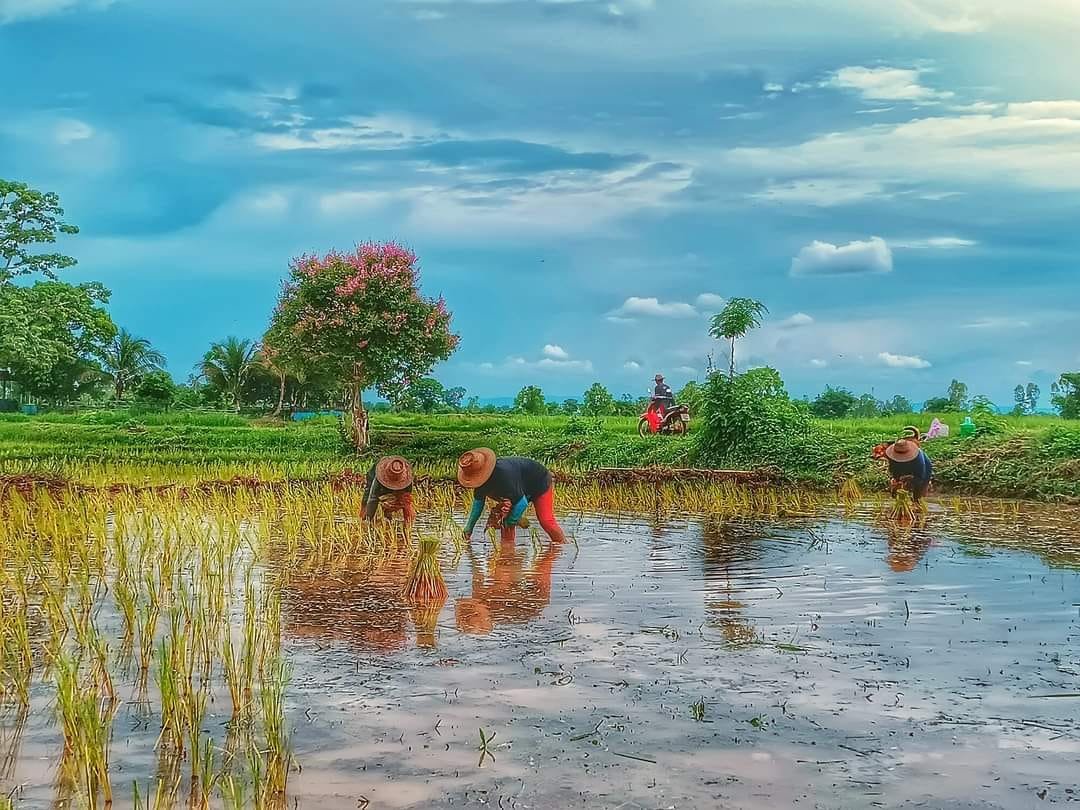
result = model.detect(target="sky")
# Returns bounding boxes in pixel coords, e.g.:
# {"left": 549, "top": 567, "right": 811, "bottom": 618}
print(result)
{"left": 2, "top": 0, "right": 1079, "bottom": 404}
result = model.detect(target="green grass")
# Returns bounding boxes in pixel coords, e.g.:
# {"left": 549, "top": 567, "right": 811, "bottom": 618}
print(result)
{"left": 0, "top": 409, "right": 1077, "bottom": 500}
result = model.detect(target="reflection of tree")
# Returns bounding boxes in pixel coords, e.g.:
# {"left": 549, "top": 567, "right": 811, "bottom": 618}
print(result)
{"left": 454, "top": 539, "right": 563, "bottom": 635}
{"left": 884, "top": 521, "right": 933, "bottom": 573}
{"left": 281, "top": 553, "right": 444, "bottom": 652}
{"left": 700, "top": 520, "right": 764, "bottom": 647}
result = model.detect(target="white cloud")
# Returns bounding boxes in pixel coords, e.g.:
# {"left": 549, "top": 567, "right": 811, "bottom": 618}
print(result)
{"left": 623, "top": 360, "right": 641, "bottom": 371}
{"left": 780, "top": 312, "right": 814, "bottom": 329}
{"left": 54, "top": 118, "right": 94, "bottom": 144}
{"left": 893, "top": 236, "right": 977, "bottom": 249}
{"left": 405, "top": 161, "right": 691, "bottom": 237}
{"left": 878, "top": 351, "right": 931, "bottom": 369}
{"left": 1016, "top": 360, "right": 1034, "bottom": 366}
{"left": 752, "top": 178, "right": 887, "bottom": 207}
{"left": 674, "top": 366, "right": 697, "bottom": 375}
{"left": 1006, "top": 101, "right": 1080, "bottom": 120}
{"left": 542, "top": 344, "right": 569, "bottom": 360}
{"left": 810, "top": 358, "right": 829, "bottom": 368}
{"left": 610, "top": 296, "right": 698, "bottom": 318}
{"left": 825, "top": 66, "right": 950, "bottom": 102}
{"left": 729, "top": 110, "right": 1080, "bottom": 192}
{"left": 764, "top": 82, "right": 784, "bottom": 94}
{"left": 253, "top": 114, "right": 436, "bottom": 152}
{"left": 790, "top": 237, "right": 893, "bottom": 277}
{"left": 961, "top": 317, "right": 1031, "bottom": 330}
{"left": 481, "top": 346, "right": 593, "bottom": 374}
{"left": 694, "top": 293, "right": 725, "bottom": 310}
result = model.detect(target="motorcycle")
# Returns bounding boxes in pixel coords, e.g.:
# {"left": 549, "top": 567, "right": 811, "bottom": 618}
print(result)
{"left": 638, "top": 400, "right": 690, "bottom": 437}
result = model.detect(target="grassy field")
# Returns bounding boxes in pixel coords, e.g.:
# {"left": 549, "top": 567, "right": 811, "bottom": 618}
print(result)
{"left": 1, "top": 409, "right": 1077, "bottom": 499}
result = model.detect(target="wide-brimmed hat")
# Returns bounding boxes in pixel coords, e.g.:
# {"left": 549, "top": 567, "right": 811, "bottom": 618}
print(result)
{"left": 885, "top": 438, "right": 921, "bottom": 463}
{"left": 654, "top": 373, "right": 664, "bottom": 381}
{"left": 457, "top": 447, "right": 497, "bottom": 488}
{"left": 375, "top": 456, "right": 414, "bottom": 490}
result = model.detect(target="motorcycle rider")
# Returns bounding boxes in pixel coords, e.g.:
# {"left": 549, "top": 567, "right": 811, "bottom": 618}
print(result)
{"left": 651, "top": 373, "right": 675, "bottom": 419}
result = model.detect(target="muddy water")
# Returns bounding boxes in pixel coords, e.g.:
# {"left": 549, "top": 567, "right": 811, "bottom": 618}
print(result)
{"left": 4, "top": 504, "right": 1079, "bottom": 809}
{"left": 279, "top": 508, "right": 1080, "bottom": 810}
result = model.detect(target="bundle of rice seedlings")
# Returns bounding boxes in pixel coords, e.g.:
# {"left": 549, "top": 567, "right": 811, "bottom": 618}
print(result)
{"left": 486, "top": 499, "right": 529, "bottom": 530}
{"left": 404, "top": 538, "right": 448, "bottom": 602}
{"left": 889, "top": 488, "right": 916, "bottom": 521}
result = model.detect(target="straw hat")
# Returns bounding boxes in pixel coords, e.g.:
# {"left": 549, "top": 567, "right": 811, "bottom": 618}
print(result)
{"left": 885, "top": 438, "right": 921, "bottom": 463}
{"left": 457, "top": 447, "right": 497, "bottom": 488}
{"left": 375, "top": 456, "right": 414, "bottom": 490}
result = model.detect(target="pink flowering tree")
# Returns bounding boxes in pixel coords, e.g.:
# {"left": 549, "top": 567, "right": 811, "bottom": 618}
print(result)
{"left": 264, "top": 242, "right": 459, "bottom": 448}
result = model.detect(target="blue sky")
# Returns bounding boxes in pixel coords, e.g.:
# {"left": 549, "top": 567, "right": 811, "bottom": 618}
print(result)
{"left": 3, "top": 0, "right": 1079, "bottom": 403}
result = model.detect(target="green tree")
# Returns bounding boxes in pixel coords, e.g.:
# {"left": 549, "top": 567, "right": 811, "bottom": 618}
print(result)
{"left": 677, "top": 380, "right": 703, "bottom": 413}
{"left": 395, "top": 377, "right": 448, "bottom": 413}
{"left": 200, "top": 336, "right": 258, "bottom": 412}
{"left": 882, "top": 395, "right": 913, "bottom": 415}
{"left": 582, "top": 382, "right": 615, "bottom": 416}
{"left": 947, "top": 379, "right": 969, "bottom": 411}
{"left": 1012, "top": 382, "right": 1040, "bottom": 415}
{"left": 264, "top": 243, "right": 458, "bottom": 449}
{"left": 708, "top": 297, "right": 768, "bottom": 378}
{"left": 98, "top": 328, "right": 166, "bottom": 400}
{"left": 0, "top": 281, "right": 116, "bottom": 400}
{"left": 134, "top": 370, "right": 176, "bottom": 410}
{"left": 1052, "top": 373, "right": 1080, "bottom": 419}
{"left": 443, "top": 386, "right": 466, "bottom": 410}
{"left": 852, "top": 393, "right": 880, "bottom": 418}
{"left": 561, "top": 398, "right": 581, "bottom": 415}
{"left": 697, "top": 367, "right": 811, "bottom": 467}
{"left": 1, "top": 180, "right": 79, "bottom": 283}
{"left": 513, "top": 385, "right": 546, "bottom": 415}
{"left": 922, "top": 396, "right": 957, "bottom": 413}
{"left": 810, "top": 386, "right": 857, "bottom": 419}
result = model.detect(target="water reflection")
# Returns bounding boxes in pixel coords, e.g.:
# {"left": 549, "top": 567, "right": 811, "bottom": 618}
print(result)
{"left": 700, "top": 520, "right": 765, "bottom": 646}
{"left": 454, "top": 539, "right": 563, "bottom": 635}
{"left": 884, "top": 521, "right": 934, "bottom": 572}
{"left": 282, "top": 554, "right": 441, "bottom": 652}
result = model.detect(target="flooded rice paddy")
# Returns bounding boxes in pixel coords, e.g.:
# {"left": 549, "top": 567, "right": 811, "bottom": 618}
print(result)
{"left": 2, "top": 488, "right": 1079, "bottom": 809}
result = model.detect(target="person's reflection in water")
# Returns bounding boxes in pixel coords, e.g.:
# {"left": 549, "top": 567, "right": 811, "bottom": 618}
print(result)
{"left": 885, "top": 522, "right": 934, "bottom": 573}
{"left": 455, "top": 537, "right": 563, "bottom": 635}
{"left": 282, "top": 553, "right": 442, "bottom": 652}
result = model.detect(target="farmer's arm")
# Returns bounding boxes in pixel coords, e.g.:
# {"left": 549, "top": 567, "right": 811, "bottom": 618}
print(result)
{"left": 504, "top": 496, "right": 529, "bottom": 527}
{"left": 362, "top": 472, "right": 381, "bottom": 519}
{"left": 464, "top": 495, "right": 485, "bottom": 536}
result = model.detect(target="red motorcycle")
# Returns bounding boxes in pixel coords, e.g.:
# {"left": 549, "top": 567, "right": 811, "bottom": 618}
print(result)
{"left": 638, "top": 400, "right": 690, "bottom": 437}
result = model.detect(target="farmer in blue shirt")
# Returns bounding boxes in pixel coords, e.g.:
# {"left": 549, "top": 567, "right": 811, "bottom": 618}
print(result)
{"left": 458, "top": 449, "right": 566, "bottom": 544}
{"left": 885, "top": 437, "right": 933, "bottom": 502}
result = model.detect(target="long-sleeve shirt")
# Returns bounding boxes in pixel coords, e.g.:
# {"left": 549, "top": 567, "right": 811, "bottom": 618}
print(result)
{"left": 888, "top": 450, "right": 933, "bottom": 485}
{"left": 363, "top": 464, "right": 412, "bottom": 518}
{"left": 464, "top": 457, "right": 552, "bottom": 533}
{"left": 653, "top": 383, "right": 674, "bottom": 401}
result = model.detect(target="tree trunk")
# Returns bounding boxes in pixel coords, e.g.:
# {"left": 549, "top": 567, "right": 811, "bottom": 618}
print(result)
{"left": 729, "top": 338, "right": 736, "bottom": 379}
{"left": 273, "top": 371, "right": 286, "bottom": 417}
{"left": 347, "top": 364, "right": 369, "bottom": 450}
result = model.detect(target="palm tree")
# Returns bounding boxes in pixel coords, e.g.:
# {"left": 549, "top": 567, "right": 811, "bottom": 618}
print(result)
{"left": 200, "top": 337, "right": 258, "bottom": 412}
{"left": 99, "top": 329, "right": 166, "bottom": 400}
{"left": 708, "top": 298, "right": 768, "bottom": 379}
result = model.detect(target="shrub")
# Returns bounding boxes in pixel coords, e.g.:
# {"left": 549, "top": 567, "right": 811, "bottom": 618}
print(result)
{"left": 696, "top": 367, "right": 812, "bottom": 469}
{"left": 133, "top": 371, "right": 176, "bottom": 411}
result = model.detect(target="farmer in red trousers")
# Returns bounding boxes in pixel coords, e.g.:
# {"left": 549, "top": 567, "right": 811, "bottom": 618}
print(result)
{"left": 458, "top": 449, "right": 566, "bottom": 543}
{"left": 361, "top": 456, "right": 416, "bottom": 533}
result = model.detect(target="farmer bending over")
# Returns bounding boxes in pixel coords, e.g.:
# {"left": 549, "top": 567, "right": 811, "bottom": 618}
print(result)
{"left": 884, "top": 435, "right": 933, "bottom": 503}
{"left": 361, "top": 456, "right": 416, "bottom": 533}
{"left": 458, "top": 449, "right": 566, "bottom": 543}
